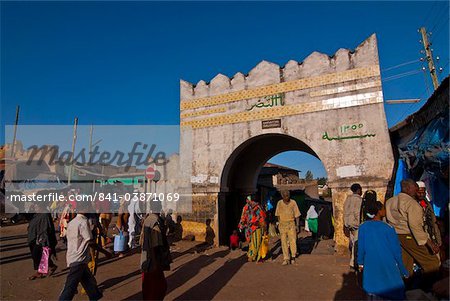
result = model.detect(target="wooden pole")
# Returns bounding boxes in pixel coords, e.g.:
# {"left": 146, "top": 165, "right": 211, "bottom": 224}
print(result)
{"left": 420, "top": 27, "right": 439, "bottom": 90}
{"left": 89, "top": 124, "right": 93, "bottom": 154}
{"left": 68, "top": 117, "right": 78, "bottom": 185}
{"left": 10, "top": 105, "right": 20, "bottom": 157}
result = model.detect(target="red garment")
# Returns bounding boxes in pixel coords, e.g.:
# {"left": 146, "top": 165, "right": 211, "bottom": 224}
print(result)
{"left": 142, "top": 270, "right": 167, "bottom": 301}
{"left": 419, "top": 199, "right": 427, "bottom": 209}
{"left": 229, "top": 234, "right": 239, "bottom": 248}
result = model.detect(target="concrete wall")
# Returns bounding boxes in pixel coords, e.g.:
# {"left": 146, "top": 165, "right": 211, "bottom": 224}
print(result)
{"left": 179, "top": 34, "right": 394, "bottom": 252}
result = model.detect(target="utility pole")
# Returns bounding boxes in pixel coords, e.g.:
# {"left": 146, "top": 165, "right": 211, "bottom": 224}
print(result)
{"left": 10, "top": 105, "right": 20, "bottom": 157}
{"left": 89, "top": 124, "right": 95, "bottom": 192}
{"left": 89, "top": 124, "right": 93, "bottom": 154}
{"left": 419, "top": 27, "right": 439, "bottom": 90}
{"left": 68, "top": 117, "right": 78, "bottom": 185}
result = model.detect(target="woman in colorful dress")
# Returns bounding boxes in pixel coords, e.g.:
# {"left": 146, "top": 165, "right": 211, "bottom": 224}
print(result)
{"left": 238, "top": 195, "right": 267, "bottom": 262}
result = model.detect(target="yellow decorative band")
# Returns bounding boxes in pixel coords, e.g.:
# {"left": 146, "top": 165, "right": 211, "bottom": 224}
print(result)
{"left": 180, "top": 107, "right": 226, "bottom": 118}
{"left": 181, "top": 92, "right": 383, "bottom": 129}
{"left": 180, "top": 65, "right": 380, "bottom": 110}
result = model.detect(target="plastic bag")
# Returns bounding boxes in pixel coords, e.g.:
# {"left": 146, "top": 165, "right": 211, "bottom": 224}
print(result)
{"left": 307, "top": 218, "right": 318, "bottom": 234}
{"left": 38, "top": 246, "right": 51, "bottom": 274}
{"left": 114, "top": 230, "right": 129, "bottom": 253}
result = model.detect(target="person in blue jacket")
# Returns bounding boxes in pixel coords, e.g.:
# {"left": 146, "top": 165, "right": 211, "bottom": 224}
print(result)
{"left": 357, "top": 195, "right": 409, "bottom": 300}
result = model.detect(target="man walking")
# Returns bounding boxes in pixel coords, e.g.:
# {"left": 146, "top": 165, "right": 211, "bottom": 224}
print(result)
{"left": 343, "top": 183, "right": 363, "bottom": 269}
{"left": 416, "top": 181, "right": 442, "bottom": 250}
{"left": 385, "top": 179, "right": 440, "bottom": 289}
{"left": 59, "top": 203, "right": 111, "bottom": 301}
{"left": 140, "top": 200, "right": 171, "bottom": 301}
{"left": 128, "top": 192, "right": 142, "bottom": 249}
{"left": 275, "top": 190, "right": 301, "bottom": 265}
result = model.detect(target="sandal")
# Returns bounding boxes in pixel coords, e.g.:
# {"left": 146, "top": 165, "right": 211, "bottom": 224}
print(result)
{"left": 48, "top": 265, "right": 58, "bottom": 276}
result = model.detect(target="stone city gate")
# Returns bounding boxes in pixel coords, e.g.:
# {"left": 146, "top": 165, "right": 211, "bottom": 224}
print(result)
{"left": 179, "top": 34, "right": 394, "bottom": 253}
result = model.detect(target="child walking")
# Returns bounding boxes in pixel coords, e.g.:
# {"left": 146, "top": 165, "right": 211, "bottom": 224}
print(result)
{"left": 357, "top": 196, "right": 409, "bottom": 300}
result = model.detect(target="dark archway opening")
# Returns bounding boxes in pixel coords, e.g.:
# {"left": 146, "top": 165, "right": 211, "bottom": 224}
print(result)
{"left": 218, "top": 133, "right": 323, "bottom": 245}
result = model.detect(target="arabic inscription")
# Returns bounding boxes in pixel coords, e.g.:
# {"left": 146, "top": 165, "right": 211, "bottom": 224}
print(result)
{"left": 322, "top": 123, "right": 376, "bottom": 141}
{"left": 247, "top": 93, "right": 285, "bottom": 111}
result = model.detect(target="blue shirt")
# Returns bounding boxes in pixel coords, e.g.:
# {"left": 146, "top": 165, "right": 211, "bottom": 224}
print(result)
{"left": 357, "top": 220, "right": 409, "bottom": 300}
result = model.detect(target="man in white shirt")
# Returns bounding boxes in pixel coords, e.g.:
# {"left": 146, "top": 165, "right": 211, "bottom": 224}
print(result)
{"left": 128, "top": 193, "right": 142, "bottom": 249}
{"left": 59, "top": 203, "right": 111, "bottom": 301}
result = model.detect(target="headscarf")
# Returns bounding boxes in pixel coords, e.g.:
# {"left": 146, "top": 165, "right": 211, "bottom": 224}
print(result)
{"left": 306, "top": 205, "right": 318, "bottom": 219}
{"left": 362, "top": 190, "right": 378, "bottom": 221}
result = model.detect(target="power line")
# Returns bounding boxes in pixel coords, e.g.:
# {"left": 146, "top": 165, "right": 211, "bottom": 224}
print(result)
{"left": 389, "top": 18, "right": 445, "bottom": 126}
{"left": 382, "top": 69, "right": 422, "bottom": 82}
{"left": 382, "top": 59, "right": 420, "bottom": 72}
{"left": 422, "top": 68, "right": 432, "bottom": 99}
{"left": 423, "top": 1, "right": 439, "bottom": 27}
{"left": 395, "top": 76, "right": 433, "bottom": 123}
{"left": 391, "top": 89, "right": 427, "bottom": 126}
{"left": 430, "top": 17, "right": 449, "bottom": 40}
{"left": 390, "top": 69, "right": 435, "bottom": 126}
{"left": 429, "top": 4, "right": 450, "bottom": 32}
{"left": 391, "top": 101, "right": 417, "bottom": 126}
{"left": 438, "top": 61, "right": 450, "bottom": 80}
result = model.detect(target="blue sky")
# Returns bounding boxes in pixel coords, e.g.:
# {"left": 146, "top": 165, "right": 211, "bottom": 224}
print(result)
{"left": 1, "top": 1, "right": 449, "bottom": 178}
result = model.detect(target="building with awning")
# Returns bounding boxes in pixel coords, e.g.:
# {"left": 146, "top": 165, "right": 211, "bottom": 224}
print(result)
{"left": 390, "top": 76, "right": 449, "bottom": 217}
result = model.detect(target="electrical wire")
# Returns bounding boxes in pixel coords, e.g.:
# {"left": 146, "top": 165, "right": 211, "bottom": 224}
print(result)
{"left": 430, "top": 4, "right": 450, "bottom": 32}
{"left": 422, "top": 68, "right": 432, "bottom": 98}
{"left": 430, "top": 17, "right": 449, "bottom": 40}
{"left": 389, "top": 69, "right": 434, "bottom": 126}
{"left": 388, "top": 18, "right": 445, "bottom": 126}
{"left": 423, "top": 1, "right": 439, "bottom": 27}
{"left": 382, "top": 59, "right": 420, "bottom": 72}
{"left": 438, "top": 61, "right": 450, "bottom": 80}
{"left": 382, "top": 70, "right": 422, "bottom": 82}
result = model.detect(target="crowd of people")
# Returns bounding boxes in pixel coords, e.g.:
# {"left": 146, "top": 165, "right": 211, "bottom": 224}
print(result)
{"left": 344, "top": 179, "right": 449, "bottom": 300}
{"left": 24, "top": 187, "right": 177, "bottom": 301}
{"left": 21, "top": 178, "right": 449, "bottom": 300}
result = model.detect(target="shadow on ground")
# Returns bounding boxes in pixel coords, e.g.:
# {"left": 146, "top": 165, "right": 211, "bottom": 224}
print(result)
{"left": 333, "top": 272, "right": 365, "bottom": 300}
{"left": 174, "top": 254, "right": 247, "bottom": 300}
{"left": 122, "top": 249, "right": 247, "bottom": 301}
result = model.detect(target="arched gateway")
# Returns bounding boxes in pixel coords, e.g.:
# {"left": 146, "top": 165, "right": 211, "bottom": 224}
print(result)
{"left": 180, "top": 34, "right": 394, "bottom": 253}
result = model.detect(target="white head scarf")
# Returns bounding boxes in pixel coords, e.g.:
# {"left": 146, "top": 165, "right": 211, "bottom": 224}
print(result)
{"left": 416, "top": 181, "right": 426, "bottom": 188}
{"left": 306, "top": 205, "right": 318, "bottom": 219}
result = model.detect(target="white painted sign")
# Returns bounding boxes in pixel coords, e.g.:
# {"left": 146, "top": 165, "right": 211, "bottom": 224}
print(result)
{"left": 336, "top": 165, "right": 365, "bottom": 178}
{"left": 190, "top": 174, "right": 208, "bottom": 184}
